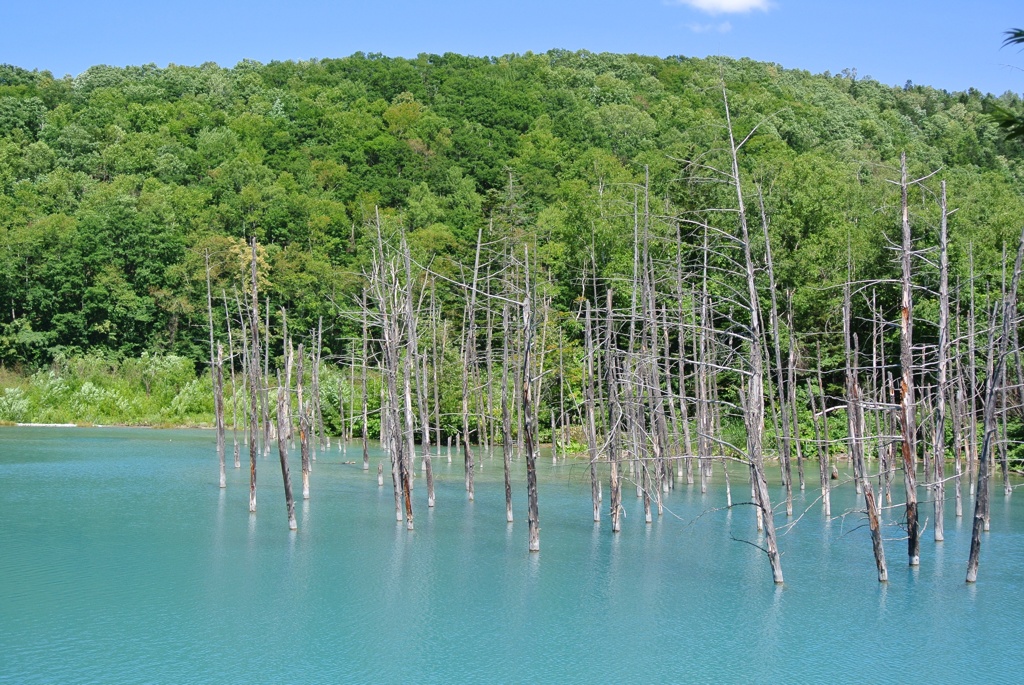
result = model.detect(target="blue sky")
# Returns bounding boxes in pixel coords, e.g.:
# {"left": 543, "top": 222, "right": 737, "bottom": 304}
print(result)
{"left": 5, "top": 0, "right": 1023, "bottom": 96}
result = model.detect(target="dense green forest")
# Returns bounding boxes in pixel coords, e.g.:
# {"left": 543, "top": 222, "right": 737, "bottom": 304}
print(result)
{"left": 1, "top": 51, "right": 1023, "bottom": 429}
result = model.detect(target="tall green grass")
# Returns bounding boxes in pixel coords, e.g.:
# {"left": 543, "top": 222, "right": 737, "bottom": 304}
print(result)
{"left": 0, "top": 352, "right": 213, "bottom": 426}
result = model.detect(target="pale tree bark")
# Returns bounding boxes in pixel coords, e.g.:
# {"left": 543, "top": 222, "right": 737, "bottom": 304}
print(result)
{"left": 275, "top": 372, "right": 297, "bottom": 531}
{"left": 523, "top": 248, "right": 540, "bottom": 552}
{"left": 585, "top": 300, "right": 601, "bottom": 522}
{"left": 205, "top": 251, "right": 226, "bottom": 488}
{"left": 296, "top": 345, "right": 311, "bottom": 500}
{"left": 967, "top": 225, "right": 1024, "bottom": 582}
{"left": 248, "top": 238, "right": 261, "bottom": 513}
{"left": 898, "top": 152, "right": 920, "bottom": 567}
{"left": 502, "top": 303, "right": 514, "bottom": 523}
{"left": 215, "top": 343, "right": 226, "bottom": 489}
{"left": 933, "top": 181, "right": 951, "bottom": 542}
{"left": 462, "top": 226, "right": 483, "bottom": 501}
{"left": 725, "top": 86, "right": 783, "bottom": 583}
{"left": 222, "top": 290, "right": 240, "bottom": 469}
{"left": 606, "top": 289, "right": 623, "bottom": 533}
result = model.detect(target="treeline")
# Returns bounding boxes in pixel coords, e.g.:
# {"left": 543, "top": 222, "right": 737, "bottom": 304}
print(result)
{"left": 1, "top": 51, "right": 1023, "bottom": 372}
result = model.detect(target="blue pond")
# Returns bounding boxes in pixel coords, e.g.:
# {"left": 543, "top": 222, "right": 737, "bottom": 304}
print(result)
{"left": 0, "top": 427, "right": 1021, "bottom": 683}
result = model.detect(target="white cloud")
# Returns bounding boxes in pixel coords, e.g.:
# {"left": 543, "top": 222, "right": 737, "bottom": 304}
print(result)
{"left": 670, "top": 0, "right": 773, "bottom": 15}
{"left": 687, "top": 21, "right": 733, "bottom": 33}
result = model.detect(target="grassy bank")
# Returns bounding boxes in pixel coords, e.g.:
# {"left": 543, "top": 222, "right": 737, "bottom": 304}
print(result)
{"left": 0, "top": 353, "right": 213, "bottom": 427}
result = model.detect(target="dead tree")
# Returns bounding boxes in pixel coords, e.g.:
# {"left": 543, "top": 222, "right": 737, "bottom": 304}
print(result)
{"left": 462, "top": 226, "right": 483, "bottom": 501}
{"left": 898, "top": 152, "right": 920, "bottom": 567}
{"left": 276, "top": 372, "right": 297, "bottom": 530}
{"left": 247, "top": 238, "right": 261, "bottom": 513}
{"left": 759, "top": 191, "right": 793, "bottom": 516}
{"left": 502, "top": 303, "right": 514, "bottom": 523}
{"left": 845, "top": 285, "right": 888, "bottom": 580}
{"left": 606, "top": 289, "right": 623, "bottom": 532}
{"left": 725, "top": 86, "right": 783, "bottom": 583}
{"left": 966, "top": 225, "right": 1024, "bottom": 582}
{"left": 361, "top": 290, "right": 370, "bottom": 471}
{"left": 523, "top": 248, "right": 540, "bottom": 552}
{"left": 296, "top": 345, "right": 311, "bottom": 500}
{"left": 223, "top": 290, "right": 241, "bottom": 469}
{"left": 933, "top": 181, "right": 951, "bottom": 542}
{"left": 215, "top": 343, "right": 226, "bottom": 489}
{"left": 205, "top": 251, "right": 226, "bottom": 488}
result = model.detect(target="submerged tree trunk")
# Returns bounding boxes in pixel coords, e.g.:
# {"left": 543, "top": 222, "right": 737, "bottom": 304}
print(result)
{"left": 523, "top": 263, "right": 540, "bottom": 553}
{"left": 933, "top": 181, "right": 950, "bottom": 542}
{"left": 898, "top": 153, "right": 920, "bottom": 567}
{"left": 725, "top": 87, "right": 783, "bottom": 583}
{"left": 223, "top": 290, "right": 241, "bottom": 469}
{"left": 462, "top": 227, "right": 483, "bottom": 501}
{"left": 502, "top": 304, "right": 514, "bottom": 523}
{"left": 276, "top": 374, "right": 297, "bottom": 531}
{"left": 967, "top": 225, "right": 1024, "bottom": 582}
{"left": 296, "top": 345, "right": 311, "bottom": 500}
{"left": 585, "top": 300, "right": 601, "bottom": 522}
{"left": 215, "top": 343, "right": 226, "bottom": 489}
{"left": 606, "top": 289, "right": 622, "bottom": 533}
{"left": 361, "top": 290, "right": 370, "bottom": 472}
{"left": 248, "top": 238, "right": 261, "bottom": 513}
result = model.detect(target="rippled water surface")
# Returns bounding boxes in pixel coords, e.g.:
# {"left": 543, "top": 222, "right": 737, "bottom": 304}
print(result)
{"left": 1, "top": 426, "right": 1022, "bottom": 683}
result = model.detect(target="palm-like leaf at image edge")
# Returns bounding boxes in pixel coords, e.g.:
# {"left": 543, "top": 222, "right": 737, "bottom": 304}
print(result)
{"left": 994, "top": 28, "right": 1024, "bottom": 139}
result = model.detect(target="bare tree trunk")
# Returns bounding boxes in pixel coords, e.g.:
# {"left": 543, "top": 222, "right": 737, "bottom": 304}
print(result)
{"left": 215, "top": 343, "right": 226, "bottom": 489}
{"left": 361, "top": 290, "right": 370, "bottom": 471}
{"left": 296, "top": 345, "right": 311, "bottom": 500}
{"left": 787, "top": 294, "right": 804, "bottom": 490}
{"left": 815, "top": 341, "right": 831, "bottom": 516}
{"left": 234, "top": 288, "right": 250, "bottom": 455}
{"left": 402, "top": 353, "right": 417, "bottom": 531}
{"left": 898, "top": 152, "right": 920, "bottom": 567}
{"left": 933, "top": 181, "right": 950, "bottom": 542}
{"left": 262, "top": 295, "right": 271, "bottom": 456}
{"left": 606, "top": 289, "right": 622, "bottom": 533}
{"left": 462, "top": 227, "right": 483, "bottom": 500}
{"left": 502, "top": 304, "right": 514, "bottom": 523}
{"left": 953, "top": 333, "right": 965, "bottom": 518}
{"left": 276, "top": 373, "right": 297, "bottom": 531}
{"left": 523, "top": 251, "right": 540, "bottom": 552}
{"left": 846, "top": 291, "right": 887, "bottom": 580}
{"left": 967, "top": 225, "right": 1024, "bottom": 582}
{"left": 585, "top": 300, "right": 601, "bottom": 522}
{"left": 313, "top": 318, "right": 325, "bottom": 456}
{"left": 725, "top": 87, "right": 783, "bottom": 583}
{"left": 223, "top": 291, "right": 241, "bottom": 469}
{"left": 248, "top": 239, "right": 261, "bottom": 513}
{"left": 205, "top": 251, "right": 226, "bottom": 488}
{"left": 808, "top": 379, "right": 830, "bottom": 516}
{"left": 760, "top": 192, "right": 793, "bottom": 516}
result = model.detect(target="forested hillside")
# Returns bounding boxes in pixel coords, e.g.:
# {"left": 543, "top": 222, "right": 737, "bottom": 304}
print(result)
{"left": 1, "top": 51, "right": 1022, "bottom": 373}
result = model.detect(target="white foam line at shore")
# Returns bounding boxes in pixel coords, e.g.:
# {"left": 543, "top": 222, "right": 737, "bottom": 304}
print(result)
{"left": 15, "top": 423, "right": 78, "bottom": 427}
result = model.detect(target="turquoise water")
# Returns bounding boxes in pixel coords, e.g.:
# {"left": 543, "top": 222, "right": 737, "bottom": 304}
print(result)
{"left": 1, "top": 427, "right": 1021, "bottom": 684}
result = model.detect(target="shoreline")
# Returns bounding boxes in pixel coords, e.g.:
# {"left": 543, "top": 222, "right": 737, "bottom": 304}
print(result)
{"left": 5, "top": 422, "right": 213, "bottom": 429}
